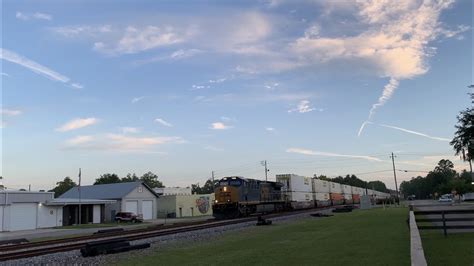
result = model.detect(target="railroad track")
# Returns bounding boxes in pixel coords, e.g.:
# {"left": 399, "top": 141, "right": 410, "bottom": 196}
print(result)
{"left": 0, "top": 207, "right": 334, "bottom": 262}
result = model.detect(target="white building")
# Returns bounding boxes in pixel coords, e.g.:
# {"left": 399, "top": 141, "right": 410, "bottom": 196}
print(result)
{"left": 0, "top": 190, "right": 115, "bottom": 231}
{"left": 0, "top": 191, "right": 62, "bottom": 231}
{"left": 157, "top": 194, "right": 214, "bottom": 218}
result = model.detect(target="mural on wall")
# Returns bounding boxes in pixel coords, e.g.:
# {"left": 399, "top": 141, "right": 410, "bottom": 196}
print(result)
{"left": 195, "top": 196, "right": 210, "bottom": 214}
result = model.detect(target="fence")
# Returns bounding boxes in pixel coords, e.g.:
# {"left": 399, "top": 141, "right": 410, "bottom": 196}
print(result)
{"left": 412, "top": 209, "right": 474, "bottom": 237}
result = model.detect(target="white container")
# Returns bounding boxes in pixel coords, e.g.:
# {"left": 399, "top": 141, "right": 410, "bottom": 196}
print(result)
{"left": 312, "top": 179, "right": 331, "bottom": 206}
{"left": 276, "top": 174, "right": 313, "bottom": 209}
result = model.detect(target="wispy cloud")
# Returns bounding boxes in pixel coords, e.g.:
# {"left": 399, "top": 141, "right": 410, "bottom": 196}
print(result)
{"left": 1, "top": 72, "right": 9, "bottom": 77}
{"left": 131, "top": 96, "right": 144, "bottom": 104}
{"left": 210, "top": 122, "right": 232, "bottom": 130}
{"left": 16, "top": 12, "right": 52, "bottom": 21}
{"left": 204, "top": 145, "right": 224, "bottom": 151}
{"left": 265, "top": 127, "right": 276, "bottom": 132}
{"left": 1, "top": 109, "right": 22, "bottom": 116}
{"left": 120, "top": 127, "right": 140, "bottom": 134}
{"left": 379, "top": 124, "right": 451, "bottom": 142}
{"left": 93, "top": 26, "right": 187, "bottom": 55}
{"left": 286, "top": 148, "right": 382, "bottom": 162}
{"left": 71, "top": 83, "right": 84, "bottom": 89}
{"left": 0, "top": 48, "right": 82, "bottom": 88}
{"left": 288, "top": 100, "right": 316, "bottom": 113}
{"left": 51, "top": 25, "right": 112, "bottom": 38}
{"left": 56, "top": 117, "right": 99, "bottom": 132}
{"left": 155, "top": 118, "right": 173, "bottom": 127}
{"left": 209, "top": 78, "right": 227, "bottom": 83}
{"left": 63, "top": 133, "right": 184, "bottom": 153}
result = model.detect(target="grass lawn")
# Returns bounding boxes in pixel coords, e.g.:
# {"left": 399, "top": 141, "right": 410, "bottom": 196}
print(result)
{"left": 421, "top": 231, "right": 474, "bottom": 266}
{"left": 119, "top": 207, "right": 409, "bottom": 266}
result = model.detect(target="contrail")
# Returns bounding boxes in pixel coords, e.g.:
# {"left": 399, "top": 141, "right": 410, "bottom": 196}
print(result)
{"left": 379, "top": 124, "right": 451, "bottom": 142}
{"left": 358, "top": 78, "right": 399, "bottom": 136}
{"left": 0, "top": 48, "right": 70, "bottom": 82}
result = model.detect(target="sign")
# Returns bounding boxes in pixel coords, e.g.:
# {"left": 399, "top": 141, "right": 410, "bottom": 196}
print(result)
{"left": 196, "top": 196, "right": 210, "bottom": 214}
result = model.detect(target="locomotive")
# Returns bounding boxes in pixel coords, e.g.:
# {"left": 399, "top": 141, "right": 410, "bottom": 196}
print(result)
{"left": 212, "top": 176, "right": 287, "bottom": 219}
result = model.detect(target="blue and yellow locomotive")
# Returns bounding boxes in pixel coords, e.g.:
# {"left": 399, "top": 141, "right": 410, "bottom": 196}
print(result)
{"left": 212, "top": 176, "right": 286, "bottom": 219}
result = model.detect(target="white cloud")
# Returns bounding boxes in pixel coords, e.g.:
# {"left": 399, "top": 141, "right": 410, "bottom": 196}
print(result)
{"left": 1, "top": 72, "right": 9, "bottom": 77}
{"left": 288, "top": 100, "right": 316, "bottom": 113}
{"left": 368, "top": 78, "right": 399, "bottom": 120}
{"left": 170, "top": 49, "right": 201, "bottom": 60}
{"left": 131, "top": 96, "right": 144, "bottom": 104}
{"left": 71, "top": 83, "right": 84, "bottom": 89}
{"left": 191, "top": 85, "right": 209, "bottom": 90}
{"left": 120, "top": 127, "right": 140, "bottom": 134}
{"left": 56, "top": 117, "right": 99, "bottom": 132}
{"left": 66, "top": 135, "right": 94, "bottom": 146}
{"left": 204, "top": 145, "right": 224, "bottom": 151}
{"left": 286, "top": 148, "right": 382, "bottom": 162}
{"left": 265, "top": 127, "right": 276, "bottom": 132}
{"left": 16, "top": 12, "right": 52, "bottom": 21}
{"left": 379, "top": 124, "right": 451, "bottom": 141}
{"left": 155, "top": 118, "right": 173, "bottom": 127}
{"left": 63, "top": 133, "right": 183, "bottom": 152}
{"left": 358, "top": 121, "right": 373, "bottom": 137}
{"left": 0, "top": 48, "right": 82, "bottom": 88}
{"left": 51, "top": 25, "right": 112, "bottom": 37}
{"left": 209, "top": 78, "right": 227, "bottom": 83}
{"left": 1, "top": 109, "right": 22, "bottom": 116}
{"left": 210, "top": 122, "right": 232, "bottom": 130}
{"left": 94, "top": 26, "right": 186, "bottom": 55}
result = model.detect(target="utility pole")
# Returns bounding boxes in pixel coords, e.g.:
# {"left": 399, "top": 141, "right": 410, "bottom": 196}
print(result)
{"left": 211, "top": 171, "right": 215, "bottom": 189}
{"left": 390, "top": 153, "right": 399, "bottom": 204}
{"left": 261, "top": 160, "right": 269, "bottom": 182}
{"left": 78, "top": 168, "right": 82, "bottom": 225}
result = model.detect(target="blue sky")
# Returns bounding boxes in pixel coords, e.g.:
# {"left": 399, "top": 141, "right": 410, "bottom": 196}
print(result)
{"left": 1, "top": 0, "right": 472, "bottom": 190}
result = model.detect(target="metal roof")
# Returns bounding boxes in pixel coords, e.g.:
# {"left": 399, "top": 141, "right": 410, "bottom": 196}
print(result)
{"left": 59, "top": 181, "right": 158, "bottom": 200}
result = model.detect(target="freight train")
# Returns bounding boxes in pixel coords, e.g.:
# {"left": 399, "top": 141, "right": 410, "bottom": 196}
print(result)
{"left": 212, "top": 174, "right": 391, "bottom": 219}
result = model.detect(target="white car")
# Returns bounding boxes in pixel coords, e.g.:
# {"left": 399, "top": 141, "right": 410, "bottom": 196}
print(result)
{"left": 438, "top": 197, "right": 453, "bottom": 202}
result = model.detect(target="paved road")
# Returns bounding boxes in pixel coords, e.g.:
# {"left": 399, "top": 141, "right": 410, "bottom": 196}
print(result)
{"left": 409, "top": 200, "right": 474, "bottom": 234}
{"left": 0, "top": 216, "right": 213, "bottom": 241}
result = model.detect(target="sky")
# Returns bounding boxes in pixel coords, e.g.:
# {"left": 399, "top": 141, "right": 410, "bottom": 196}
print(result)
{"left": 1, "top": 0, "right": 473, "bottom": 191}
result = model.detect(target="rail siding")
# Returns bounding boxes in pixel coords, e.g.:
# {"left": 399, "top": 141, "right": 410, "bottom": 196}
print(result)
{"left": 409, "top": 211, "right": 427, "bottom": 266}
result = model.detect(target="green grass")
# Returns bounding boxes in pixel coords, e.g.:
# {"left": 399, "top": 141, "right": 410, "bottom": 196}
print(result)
{"left": 119, "top": 207, "right": 410, "bottom": 266}
{"left": 421, "top": 231, "right": 474, "bottom": 266}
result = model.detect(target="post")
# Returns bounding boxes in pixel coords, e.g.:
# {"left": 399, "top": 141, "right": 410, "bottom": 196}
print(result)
{"left": 78, "top": 168, "right": 82, "bottom": 225}
{"left": 390, "top": 153, "right": 400, "bottom": 204}
{"left": 442, "top": 211, "right": 447, "bottom": 237}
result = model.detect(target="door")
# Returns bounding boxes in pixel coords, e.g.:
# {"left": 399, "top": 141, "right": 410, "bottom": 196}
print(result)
{"left": 125, "top": 201, "right": 138, "bottom": 215}
{"left": 142, "top": 200, "right": 153, "bottom": 220}
{"left": 11, "top": 203, "right": 37, "bottom": 231}
{"left": 93, "top": 205, "right": 101, "bottom": 224}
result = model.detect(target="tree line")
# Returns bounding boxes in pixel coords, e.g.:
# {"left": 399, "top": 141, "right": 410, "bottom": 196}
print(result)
{"left": 50, "top": 171, "right": 164, "bottom": 197}
{"left": 400, "top": 159, "right": 472, "bottom": 199}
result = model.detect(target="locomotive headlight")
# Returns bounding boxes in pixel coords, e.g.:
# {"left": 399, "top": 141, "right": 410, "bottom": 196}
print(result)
{"left": 215, "top": 200, "right": 218, "bottom": 203}
{"left": 223, "top": 186, "right": 227, "bottom": 192}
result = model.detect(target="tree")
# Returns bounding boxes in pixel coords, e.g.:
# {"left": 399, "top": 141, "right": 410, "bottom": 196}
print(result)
{"left": 50, "top": 177, "right": 77, "bottom": 197}
{"left": 94, "top": 173, "right": 121, "bottom": 185}
{"left": 122, "top": 173, "right": 139, "bottom": 182}
{"left": 367, "top": 181, "right": 388, "bottom": 192}
{"left": 191, "top": 179, "right": 217, "bottom": 194}
{"left": 450, "top": 92, "right": 473, "bottom": 173}
{"left": 140, "top": 171, "right": 164, "bottom": 188}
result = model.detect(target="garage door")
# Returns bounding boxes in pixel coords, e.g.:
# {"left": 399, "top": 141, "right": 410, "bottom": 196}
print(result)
{"left": 125, "top": 201, "right": 138, "bottom": 215}
{"left": 142, "top": 200, "right": 153, "bottom": 220}
{"left": 11, "top": 203, "right": 37, "bottom": 231}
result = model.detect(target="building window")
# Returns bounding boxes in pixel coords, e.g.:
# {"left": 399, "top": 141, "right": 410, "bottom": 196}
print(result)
{"left": 138, "top": 187, "right": 143, "bottom": 193}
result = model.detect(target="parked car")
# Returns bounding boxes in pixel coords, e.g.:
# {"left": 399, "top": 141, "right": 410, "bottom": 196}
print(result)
{"left": 438, "top": 195, "right": 453, "bottom": 202}
{"left": 114, "top": 212, "right": 143, "bottom": 223}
